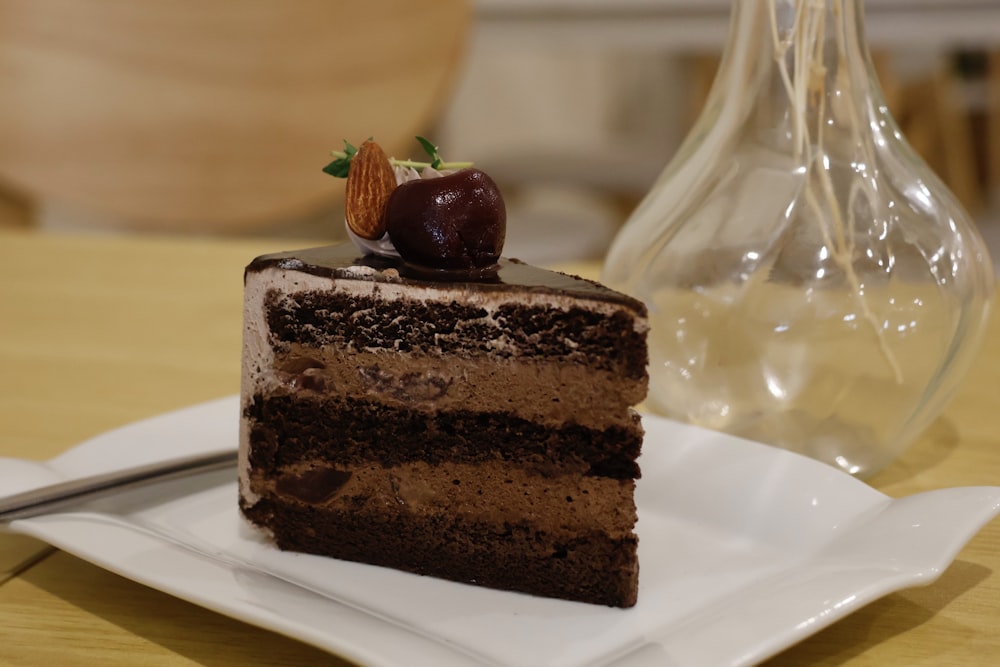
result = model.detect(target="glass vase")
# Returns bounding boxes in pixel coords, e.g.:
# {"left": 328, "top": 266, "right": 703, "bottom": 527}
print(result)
{"left": 603, "top": 0, "right": 995, "bottom": 477}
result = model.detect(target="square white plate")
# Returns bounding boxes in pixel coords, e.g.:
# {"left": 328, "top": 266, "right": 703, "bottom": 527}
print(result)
{"left": 2, "top": 396, "right": 998, "bottom": 666}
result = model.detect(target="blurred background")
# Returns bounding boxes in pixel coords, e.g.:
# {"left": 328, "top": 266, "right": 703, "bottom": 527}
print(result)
{"left": 1, "top": 0, "right": 998, "bottom": 267}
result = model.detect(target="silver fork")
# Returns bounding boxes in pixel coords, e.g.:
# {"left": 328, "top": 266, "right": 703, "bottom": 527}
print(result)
{"left": 0, "top": 450, "right": 237, "bottom": 522}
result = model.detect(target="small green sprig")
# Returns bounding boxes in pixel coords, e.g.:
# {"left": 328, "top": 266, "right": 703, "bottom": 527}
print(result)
{"left": 322, "top": 139, "right": 359, "bottom": 178}
{"left": 322, "top": 136, "right": 472, "bottom": 178}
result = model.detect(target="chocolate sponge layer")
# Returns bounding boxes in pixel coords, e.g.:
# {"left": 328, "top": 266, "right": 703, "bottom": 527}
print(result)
{"left": 246, "top": 393, "right": 643, "bottom": 480}
{"left": 242, "top": 496, "right": 639, "bottom": 607}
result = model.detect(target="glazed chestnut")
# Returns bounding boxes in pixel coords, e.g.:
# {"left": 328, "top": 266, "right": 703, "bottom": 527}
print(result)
{"left": 385, "top": 168, "right": 506, "bottom": 270}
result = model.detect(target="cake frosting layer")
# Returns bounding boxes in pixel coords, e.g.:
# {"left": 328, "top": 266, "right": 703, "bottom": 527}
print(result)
{"left": 246, "top": 244, "right": 648, "bottom": 310}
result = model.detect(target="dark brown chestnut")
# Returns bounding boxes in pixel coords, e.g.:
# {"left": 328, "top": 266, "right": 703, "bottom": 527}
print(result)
{"left": 385, "top": 168, "right": 506, "bottom": 271}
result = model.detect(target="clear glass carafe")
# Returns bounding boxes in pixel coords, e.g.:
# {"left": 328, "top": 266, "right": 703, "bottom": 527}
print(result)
{"left": 603, "top": 0, "right": 995, "bottom": 477}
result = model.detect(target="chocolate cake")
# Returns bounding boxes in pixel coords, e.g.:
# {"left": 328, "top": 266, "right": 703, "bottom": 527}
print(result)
{"left": 239, "top": 245, "right": 649, "bottom": 607}
{"left": 240, "top": 138, "right": 648, "bottom": 607}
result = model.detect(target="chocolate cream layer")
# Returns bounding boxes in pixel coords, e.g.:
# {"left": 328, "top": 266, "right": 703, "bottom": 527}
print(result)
{"left": 246, "top": 460, "right": 636, "bottom": 539}
{"left": 265, "top": 345, "right": 643, "bottom": 430}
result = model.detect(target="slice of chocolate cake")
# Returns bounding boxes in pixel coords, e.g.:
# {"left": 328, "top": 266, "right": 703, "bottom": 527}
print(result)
{"left": 239, "top": 245, "right": 649, "bottom": 607}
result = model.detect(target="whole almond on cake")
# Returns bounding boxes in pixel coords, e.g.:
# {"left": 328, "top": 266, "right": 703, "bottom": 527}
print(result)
{"left": 345, "top": 140, "right": 396, "bottom": 240}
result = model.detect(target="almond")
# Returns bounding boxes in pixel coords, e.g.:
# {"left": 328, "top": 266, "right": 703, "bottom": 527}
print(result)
{"left": 345, "top": 140, "right": 397, "bottom": 240}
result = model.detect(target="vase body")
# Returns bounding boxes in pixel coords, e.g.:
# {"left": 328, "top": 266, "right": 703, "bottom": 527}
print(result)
{"left": 603, "top": 0, "right": 995, "bottom": 476}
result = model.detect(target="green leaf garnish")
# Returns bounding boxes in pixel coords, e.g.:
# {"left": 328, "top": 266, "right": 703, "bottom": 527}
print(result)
{"left": 321, "top": 139, "right": 358, "bottom": 178}
{"left": 323, "top": 136, "right": 473, "bottom": 178}
{"left": 415, "top": 135, "right": 443, "bottom": 169}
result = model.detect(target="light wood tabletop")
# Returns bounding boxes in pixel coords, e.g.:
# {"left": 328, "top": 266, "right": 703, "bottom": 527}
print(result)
{"left": 1, "top": 228, "right": 999, "bottom": 666}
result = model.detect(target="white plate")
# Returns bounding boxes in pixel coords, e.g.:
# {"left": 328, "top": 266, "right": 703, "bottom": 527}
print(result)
{"left": 2, "top": 396, "right": 999, "bottom": 667}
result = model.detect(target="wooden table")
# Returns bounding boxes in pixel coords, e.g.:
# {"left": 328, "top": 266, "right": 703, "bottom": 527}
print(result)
{"left": 1, "top": 228, "right": 999, "bottom": 666}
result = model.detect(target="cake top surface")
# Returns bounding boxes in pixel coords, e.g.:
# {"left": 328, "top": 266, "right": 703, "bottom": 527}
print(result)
{"left": 246, "top": 243, "right": 646, "bottom": 314}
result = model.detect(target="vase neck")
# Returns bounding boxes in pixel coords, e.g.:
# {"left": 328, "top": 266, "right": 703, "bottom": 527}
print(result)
{"left": 718, "top": 0, "right": 874, "bottom": 92}
{"left": 707, "top": 0, "right": 881, "bottom": 158}
{"left": 728, "top": 0, "right": 869, "bottom": 51}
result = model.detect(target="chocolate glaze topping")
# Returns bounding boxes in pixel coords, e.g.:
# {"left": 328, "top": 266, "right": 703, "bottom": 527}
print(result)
{"left": 245, "top": 243, "right": 647, "bottom": 314}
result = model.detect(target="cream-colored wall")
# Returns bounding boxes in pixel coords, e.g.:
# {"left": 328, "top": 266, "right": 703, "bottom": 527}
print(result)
{"left": 437, "top": 34, "right": 692, "bottom": 263}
